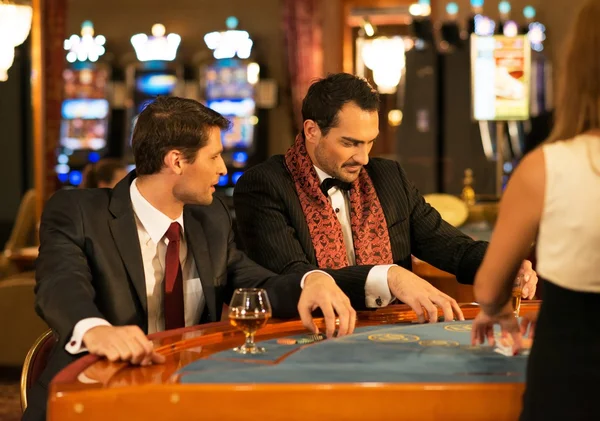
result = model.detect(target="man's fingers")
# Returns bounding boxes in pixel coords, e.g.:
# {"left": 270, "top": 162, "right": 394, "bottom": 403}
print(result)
{"left": 432, "top": 296, "right": 455, "bottom": 322}
{"left": 128, "top": 326, "right": 154, "bottom": 354}
{"left": 421, "top": 298, "right": 438, "bottom": 323}
{"left": 348, "top": 306, "right": 357, "bottom": 335}
{"left": 320, "top": 303, "right": 337, "bottom": 339}
{"left": 104, "top": 345, "right": 121, "bottom": 362}
{"left": 131, "top": 329, "right": 155, "bottom": 356}
{"left": 333, "top": 300, "right": 351, "bottom": 337}
{"left": 403, "top": 296, "right": 426, "bottom": 323}
{"left": 450, "top": 299, "right": 465, "bottom": 321}
{"left": 297, "top": 300, "right": 317, "bottom": 333}
{"left": 110, "top": 336, "right": 133, "bottom": 361}
{"left": 150, "top": 351, "right": 166, "bottom": 364}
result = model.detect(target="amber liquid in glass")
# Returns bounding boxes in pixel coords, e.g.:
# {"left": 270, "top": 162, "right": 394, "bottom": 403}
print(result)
{"left": 229, "top": 313, "right": 269, "bottom": 336}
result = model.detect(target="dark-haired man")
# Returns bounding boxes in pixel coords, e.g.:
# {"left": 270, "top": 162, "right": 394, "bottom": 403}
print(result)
{"left": 234, "top": 73, "right": 538, "bottom": 321}
{"left": 24, "top": 97, "right": 353, "bottom": 421}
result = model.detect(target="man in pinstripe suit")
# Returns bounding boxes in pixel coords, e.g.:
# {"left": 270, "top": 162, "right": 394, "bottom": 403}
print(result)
{"left": 234, "top": 73, "right": 537, "bottom": 323}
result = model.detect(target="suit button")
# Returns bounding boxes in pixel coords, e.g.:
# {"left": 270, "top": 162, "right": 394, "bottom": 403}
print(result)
{"left": 335, "top": 208, "right": 340, "bottom": 213}
{"left": 375, "top": 297, "right": 383, "bottom": 306}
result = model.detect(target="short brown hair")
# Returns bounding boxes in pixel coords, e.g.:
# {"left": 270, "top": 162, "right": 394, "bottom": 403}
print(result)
{"left": 132, "top": 96, "right": 230, "bottom": 175}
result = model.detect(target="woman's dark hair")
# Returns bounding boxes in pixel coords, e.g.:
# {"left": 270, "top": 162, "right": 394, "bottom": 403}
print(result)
{"left": 131, "top": 96, "right": 230, "bottom": 175}
{"left": 81, "top": 158, "right": 126, "bottom": 188}
{"left": 301, "top": 73, "right": 380, "bottom": 138}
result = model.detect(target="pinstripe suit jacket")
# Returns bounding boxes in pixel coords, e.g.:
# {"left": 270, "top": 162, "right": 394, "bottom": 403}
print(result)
{"left": 233, "top": 155, "right": 487, "bottom": 310}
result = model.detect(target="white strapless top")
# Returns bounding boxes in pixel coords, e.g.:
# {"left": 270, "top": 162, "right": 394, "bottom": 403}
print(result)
{"left": 536, "top": 135, "right": 600, "bottom": 292}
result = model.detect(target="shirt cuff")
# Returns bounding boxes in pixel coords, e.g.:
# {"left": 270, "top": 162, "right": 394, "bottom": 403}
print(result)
{"left": 300, "top": 270, "right": 334, "bottom": 289}
{"left": 65, "top": 318, "right": 112, "bottom": 355}
{"left": 365, "top": 264, "right": 396, "bottom": 308}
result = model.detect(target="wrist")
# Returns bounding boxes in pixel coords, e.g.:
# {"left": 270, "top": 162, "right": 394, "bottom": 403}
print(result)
{"left": 481, "top": 300, "right": 513, "bottom": 318}
{"left": 304, "top": 272, "right": 334, "bottom": 287}
{"left": 386, "top": 265, "right": 409, "bottom": 287}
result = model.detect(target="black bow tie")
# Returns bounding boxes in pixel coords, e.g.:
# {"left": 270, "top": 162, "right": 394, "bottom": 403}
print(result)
{"left": 320, "top": 178, "right": 352, "bottom": 196}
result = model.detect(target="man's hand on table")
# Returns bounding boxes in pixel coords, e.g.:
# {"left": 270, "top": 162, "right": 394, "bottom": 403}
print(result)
{"left": 298, "top": 272, "right": 356, "bottom": 339}
{"left": 83, "top": 325, "right": 165, "bottom": 366}
{"left": 387, "top": 266, "right": 465, "bottom": 323}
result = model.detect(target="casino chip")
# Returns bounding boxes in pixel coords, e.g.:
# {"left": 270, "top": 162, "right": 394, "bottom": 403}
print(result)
{"left": 277, "top": 333, "right": 327, "bottom": 346}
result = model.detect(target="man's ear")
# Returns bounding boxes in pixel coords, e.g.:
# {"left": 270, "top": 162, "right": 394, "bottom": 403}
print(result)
{"left": 163, "top": 150, "right": 184, "bottom": 175}
{"left": 303, "top": 119, "right": 322, "bottom": 145}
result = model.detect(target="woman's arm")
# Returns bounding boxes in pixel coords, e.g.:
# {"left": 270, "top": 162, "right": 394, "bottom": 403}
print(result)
{"left": 474, "top": 147, "right": 546, "bottom": 316}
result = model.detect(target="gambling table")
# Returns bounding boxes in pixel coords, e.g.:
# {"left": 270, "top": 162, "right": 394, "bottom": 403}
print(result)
{"left": 48, "top": 302, "right": 539, "bottom": 421}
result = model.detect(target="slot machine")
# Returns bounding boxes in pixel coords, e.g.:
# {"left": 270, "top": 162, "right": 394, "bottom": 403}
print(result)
{"left": 201, "top": 17, "right": 265, "bottom": 199}
{"left": 440, "top": 4, "right": 498, "bottom": 196}
{"left": 124, "top": 24, "right": 183, "bottom": 168}
{"left": 57, "top": 21, "right": 111, "bottom": 188}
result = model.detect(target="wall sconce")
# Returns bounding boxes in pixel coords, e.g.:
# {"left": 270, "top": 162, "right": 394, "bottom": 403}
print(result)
{"left": 361, "top": 36, "right": 406, "bottom": 94}
{"left": 0, "top": 0, "right": 33, "bottom": 81}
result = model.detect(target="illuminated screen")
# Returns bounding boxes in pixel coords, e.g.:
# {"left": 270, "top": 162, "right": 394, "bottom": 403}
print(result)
{"left": 136, "top": 73, "right": 178, "bottom": 96}
{"left": 222, "top": 116, "right": 255, "bottom": 149}
{"left": 60, "top": 119, "right": 108, "bottom": 151}
{"left": 207, "top": 98, "right": 255, "bottom": 117}
{"left": 471, "top": 35, "right": 531, "bottom": 121}
{"left": 208, "top": 99, "right": 256, "bottom": 149}
{"left": 62, "top": 99, "right": 110, "bottom": 120}
{"left": 205, "top": 64, "right": 253, "bottom": 99}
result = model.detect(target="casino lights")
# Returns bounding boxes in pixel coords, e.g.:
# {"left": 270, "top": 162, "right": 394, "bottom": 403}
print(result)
{"left": 523, "top": 6, "right": 536, "bottom": 20}
{"left": 409, "top": 2, "right": 431, "bottom": 17}
{"left": 64, "top": 21, "right": 106, "bottom": 63}
{"left": 474, "top": 14, "right": 495, "bottom": 36}
{"left": 361, "top": 36, "right": 406, "bottom": 94}
{"left": 446, "top": 2, "right": 459, "bottom": 18}
{"left": 528, "top": 22, "right": 546, "bottom": 52}
{"left": 0, "top": 0, "right": 33, "bottom": 81}
{"left": 470, "top": 0, "right": 484, "bottom": 13}
{"left": 204, "top": 17, "right": 254, "bottom": 60}
{"left": 503, "top": 20, "right": 519, "bottom": 37}
{"left": 498, "top": 1, "right": 511, "bottom": 16}
{"left": 131, "top": 24, "right": 181, "bottom": 62}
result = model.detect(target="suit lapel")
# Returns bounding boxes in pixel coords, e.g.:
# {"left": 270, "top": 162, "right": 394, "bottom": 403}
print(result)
{"left": 183, "top": 208, "right": 217, "bottom": 321}
{"left": 109, "top": 172, "right": 148, "bottom": 316}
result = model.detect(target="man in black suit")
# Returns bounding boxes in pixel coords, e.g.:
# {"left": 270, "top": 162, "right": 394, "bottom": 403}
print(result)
{"left": 234, "top": 73, "right": 538, "bottom": 323}
{"left": 24, "top": 97, "right": 354, "bottom": 421}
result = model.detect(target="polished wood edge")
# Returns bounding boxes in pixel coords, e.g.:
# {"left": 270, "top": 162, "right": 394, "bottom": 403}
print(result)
{"left": 21, "top": 329, "right": 54, "bottom": 412}
{"left": 51, "top": 382, "right": 523, "bottom": 395}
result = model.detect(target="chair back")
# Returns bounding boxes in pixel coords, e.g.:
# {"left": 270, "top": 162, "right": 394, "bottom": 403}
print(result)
{"left": 5, "top": 188, "right": 38, "bottom": 253}
{"left": 20, "top": 329, "right": 56, "bottom": 412}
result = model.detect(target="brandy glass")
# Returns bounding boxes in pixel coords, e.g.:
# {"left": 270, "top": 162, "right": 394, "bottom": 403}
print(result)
{"left": 512, "top": 274, "right": 524, "bottom": 317}
{"left": 228, "top": 288, "right": 272, "bottom": 354}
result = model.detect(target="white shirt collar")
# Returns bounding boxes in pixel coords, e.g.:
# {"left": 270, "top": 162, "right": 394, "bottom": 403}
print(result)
{"left": 313, "top": 165, "right": 333, "bottom": 183}
{"left": 130, "top": 178, "right": 184, "bottom": 245}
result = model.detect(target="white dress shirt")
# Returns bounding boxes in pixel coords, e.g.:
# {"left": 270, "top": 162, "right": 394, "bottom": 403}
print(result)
{"left": 314, "top": 166, "right": 396, "bottom": 308}
{"left": 65, "top": 179, "right": 205, "bottom": 354}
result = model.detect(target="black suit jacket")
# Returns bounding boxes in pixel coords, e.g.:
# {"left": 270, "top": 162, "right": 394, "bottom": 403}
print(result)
{"left": 234, "top": 156, "right": 488, "bottom": 310}
{"left": 25, "top": 172, "right": 303, "bottom": 421}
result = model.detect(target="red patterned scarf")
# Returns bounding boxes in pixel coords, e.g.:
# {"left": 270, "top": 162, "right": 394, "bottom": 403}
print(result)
{"left": 284, "top": 134, "right": 393, "bottom": 269}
